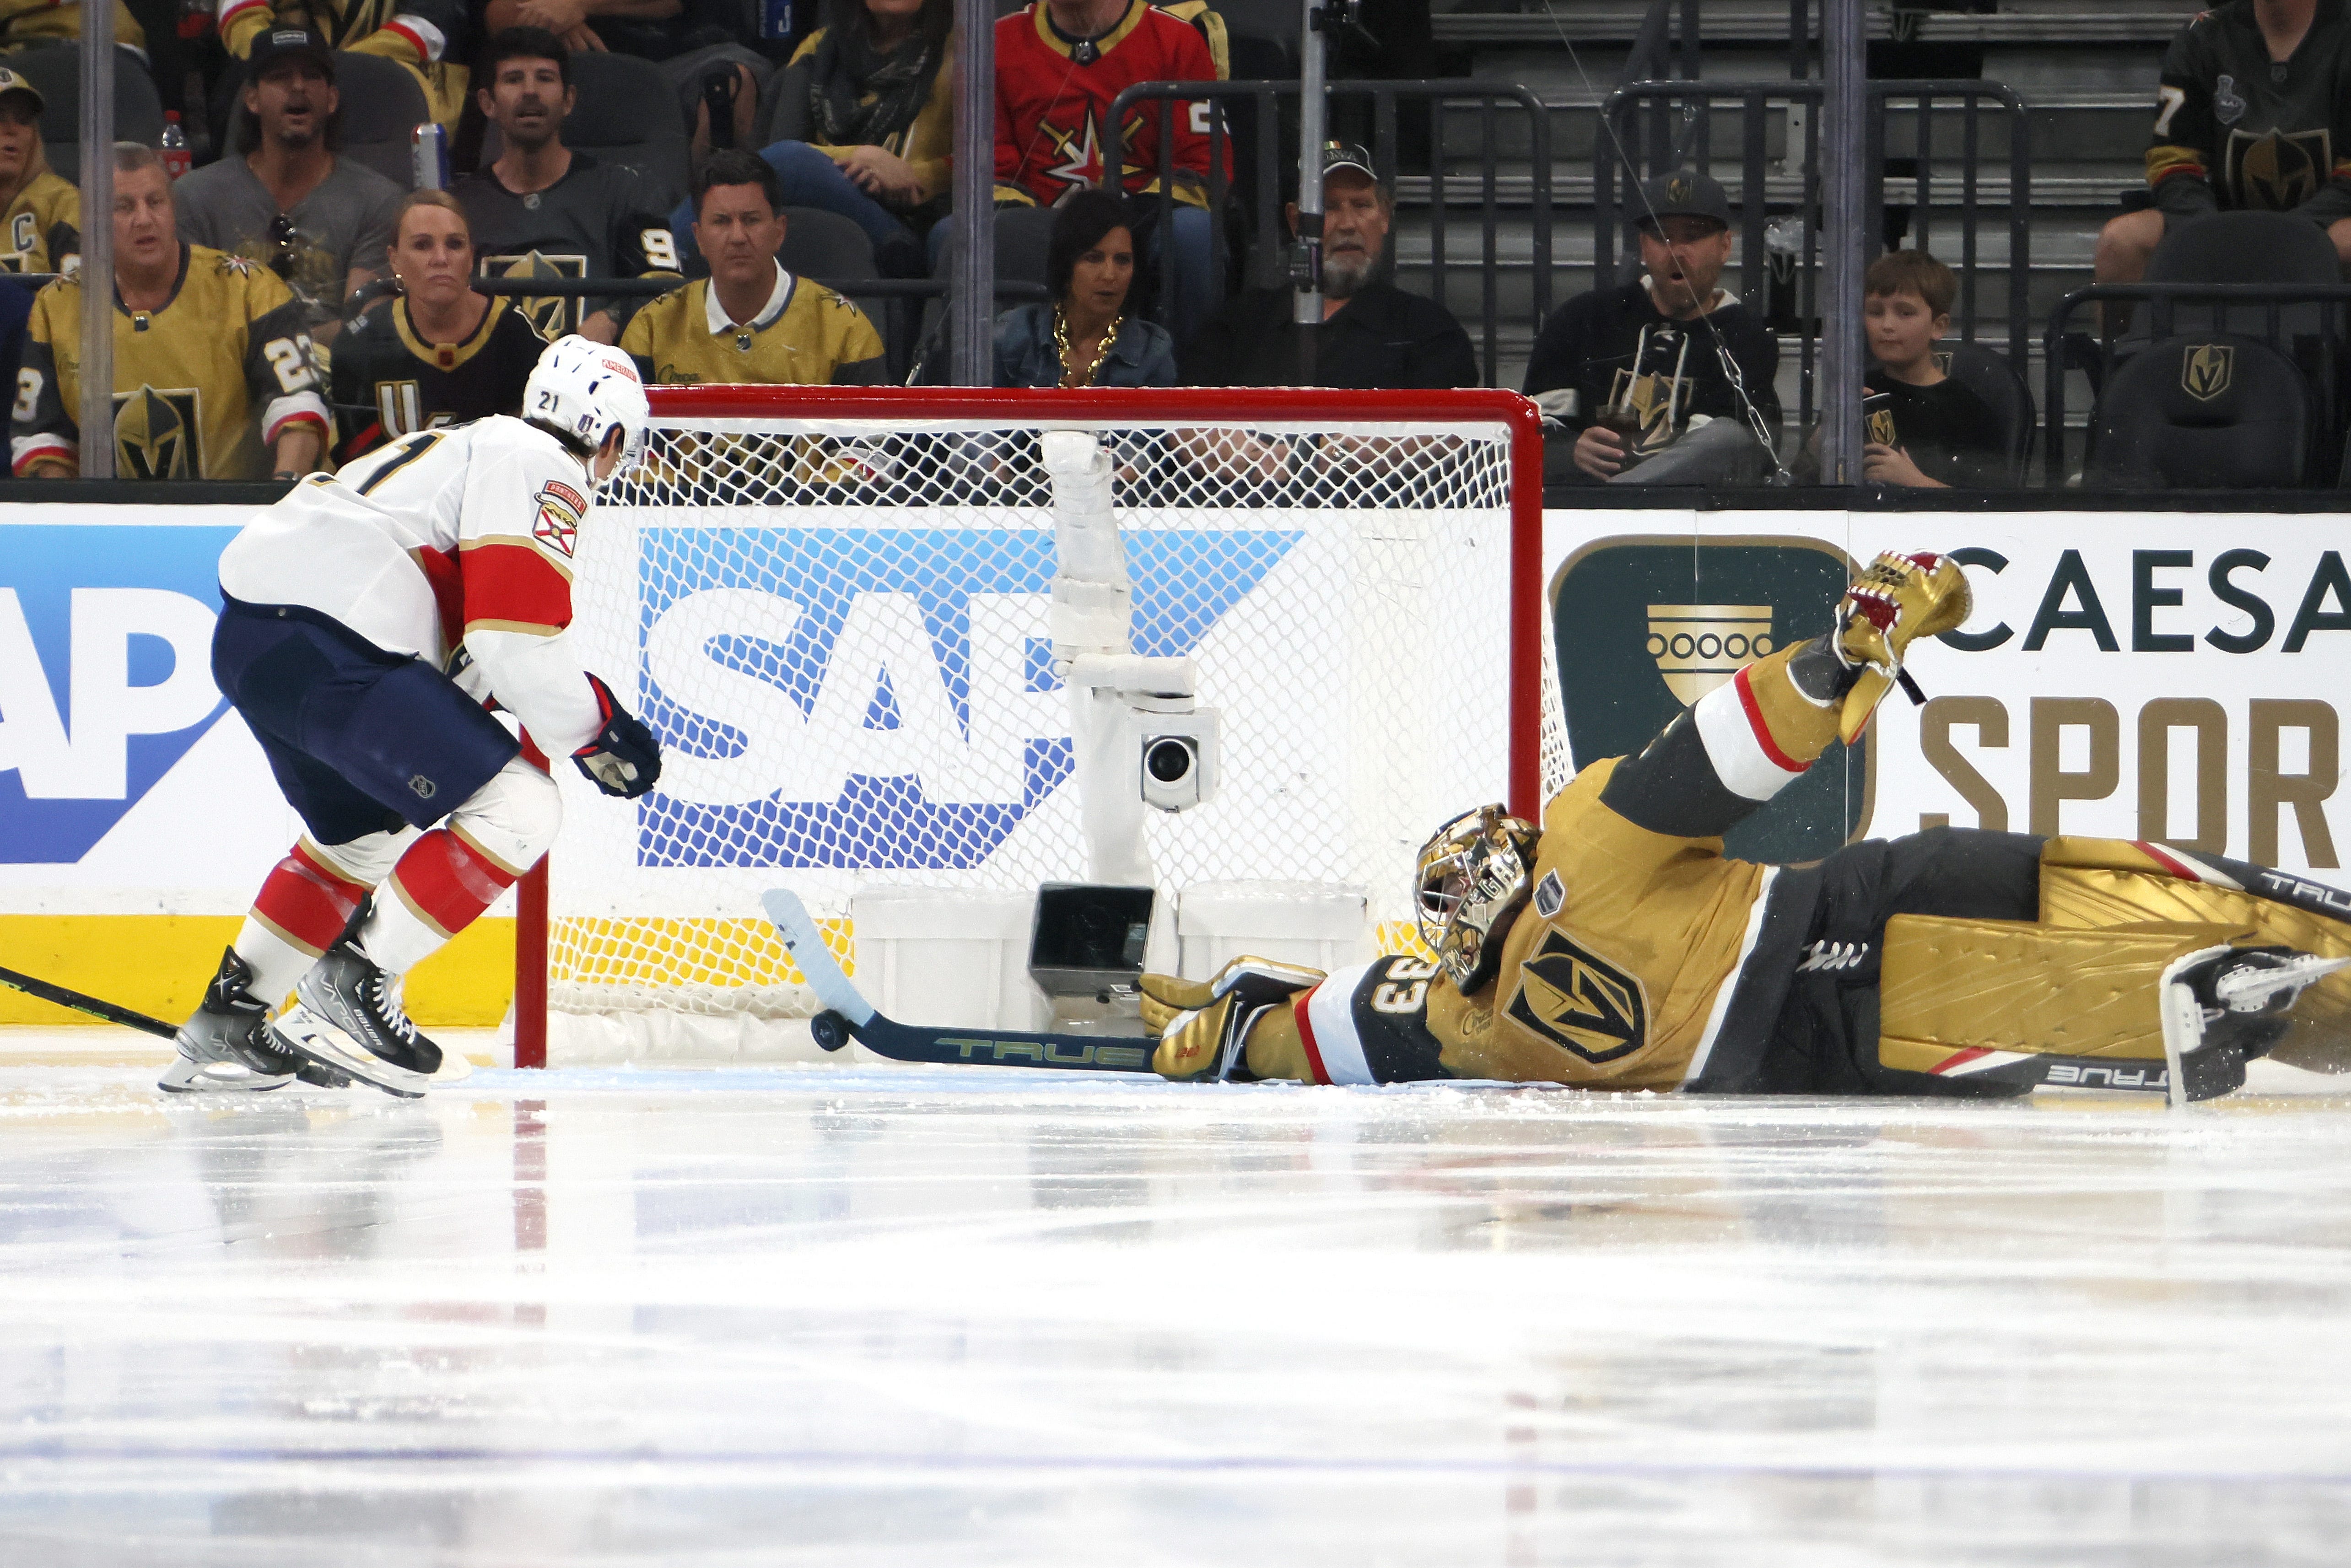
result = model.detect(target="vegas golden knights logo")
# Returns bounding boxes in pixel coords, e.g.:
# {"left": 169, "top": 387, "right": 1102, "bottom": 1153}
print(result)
{"left": 1865, "top": 404, "right": 1898, "bottom": 447}
{"left": 1505, "top": 929, "right": 1649, "bottom": 1063}
{"left": 2183, "top": 343, "right": 2234, "bottom": 402}
{"left": 2226, "top": 128, "right": 2331, "bottom": 210}
{"left": 482, "top": 250, "right": 588, "bottom": 339}
{"left": 1666, "top": 174, "right": 1693, "bottom": 207}
{"left": 112, "top": 385, "right": 201, "bottom": 479}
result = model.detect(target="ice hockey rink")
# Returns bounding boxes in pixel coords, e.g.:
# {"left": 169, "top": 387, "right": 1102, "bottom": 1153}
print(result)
{"left": 1, "top": 1030, "right": 2346, "bottom": 1566}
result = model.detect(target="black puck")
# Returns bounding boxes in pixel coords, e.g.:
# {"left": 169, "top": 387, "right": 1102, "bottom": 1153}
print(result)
{"left": 811, "top": 1010, "right": 851, "bottom": 1052}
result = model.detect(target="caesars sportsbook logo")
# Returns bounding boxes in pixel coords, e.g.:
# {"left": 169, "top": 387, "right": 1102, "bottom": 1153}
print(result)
{"left": 1551, "top": 538, "right": 1870, "bottom": 863}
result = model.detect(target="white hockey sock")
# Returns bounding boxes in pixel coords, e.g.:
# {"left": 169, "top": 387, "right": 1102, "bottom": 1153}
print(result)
{"left": 354, "top": 889, "right": 450, "bottom": 977}
{"left": 232, "top": 917, "right": 324, "bottom": 1014}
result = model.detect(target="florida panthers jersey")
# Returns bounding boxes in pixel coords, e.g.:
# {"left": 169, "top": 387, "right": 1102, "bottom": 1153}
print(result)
{"left": 993, "top": 0, "right": 1226, "bottom": 207}
{"left": 12, "top": 246, "right": 329, "bottom": 480}
{"left": 216, "top": 415, "right": 607, "bottom": 757}
{"left": 2147, "top": 0, "right": 2351, "bottom": 219}
{"left": 454, "top": 155, "right": 681, "bottom": 338}
{"left": 0, "top": 169, "right": 76, "bottom": 277}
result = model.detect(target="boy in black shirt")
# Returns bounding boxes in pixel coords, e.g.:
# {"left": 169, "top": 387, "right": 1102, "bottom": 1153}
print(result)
{"left": 1859, "top": 250, "right": 2006, "bottom": 489}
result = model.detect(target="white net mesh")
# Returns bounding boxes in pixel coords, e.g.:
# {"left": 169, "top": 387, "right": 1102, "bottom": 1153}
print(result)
{"left": 545, "top": 393, "right": 1564, "bottom": 1038}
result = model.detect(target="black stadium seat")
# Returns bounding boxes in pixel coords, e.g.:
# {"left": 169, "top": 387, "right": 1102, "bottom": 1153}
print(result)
{"left": 778, "top": 205, "right": 875, "bottom": 285}
{"left": 2085, "top": 334, "right": 2308, "bottom": 490}
{"left": 558, "top": 52, "right": 690, "bottom": 209}
{"left": 1934, "top": 340, "right": 2034, "bottom": 486}
{"left": 13, "top": 44, "right": 162, "bottom": 183}
{"left": 2143, "top": 209, "right": 2340, "bottom": 342}
{"left": 334, "top": 51, "right": 428, "bottom": 192}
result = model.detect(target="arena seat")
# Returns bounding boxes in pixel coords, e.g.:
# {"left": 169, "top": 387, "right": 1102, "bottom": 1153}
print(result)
{"left": 2084, "top": 334, "right": 2308, "bottom": 489}
{"left": 2141, "top": 210, "right": 2340, "bottom": 341}
{"left": 557, "top": 52, "right": 690, "bottom": 209}
{"left": 13, "top": 44, "right": 162, "bottom": 183}
{"left": 1935, "top": 340, "right": 2034, "bottom": 486}
{"left": 333, "top": 51, "right": 428, "bottom": 192}
{"left": 778, "top": 205, "right": 876, "bottom": 286}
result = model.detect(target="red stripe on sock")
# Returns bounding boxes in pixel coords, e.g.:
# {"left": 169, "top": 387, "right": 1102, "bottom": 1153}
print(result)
{"left": 250, "top": 841, "right": 370, "bottom": 954}
{"left": 388, "top": 828, "right": 518, "bottom": 940}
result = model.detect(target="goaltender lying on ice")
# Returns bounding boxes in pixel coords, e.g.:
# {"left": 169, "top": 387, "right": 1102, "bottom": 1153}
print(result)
{"left": 783, "top": 552, "right": 2351, "bottom": 1109}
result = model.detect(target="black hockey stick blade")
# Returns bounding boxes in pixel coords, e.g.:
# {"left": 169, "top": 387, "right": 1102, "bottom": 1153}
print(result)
{"left": 761, "top": 889, "right": 1159, "bottom": 1073}
{"left": 0, "top": 963, "right": 177, "bottom": 1040}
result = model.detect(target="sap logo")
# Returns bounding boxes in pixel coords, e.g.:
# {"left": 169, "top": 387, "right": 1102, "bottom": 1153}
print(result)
{"left": 0, "top": 527, "right": 235, "bottom": 864}
{"left": 636, "top": 528, "right": 1298, "bottom": 868}
{"left": 2046, "top": 1062, "right": 2170, "bottom": 1091}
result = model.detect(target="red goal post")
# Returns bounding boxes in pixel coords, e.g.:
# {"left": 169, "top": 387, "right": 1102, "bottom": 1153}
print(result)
{"left": 511, "top": 385, "right": 1553, "bottom": 1067}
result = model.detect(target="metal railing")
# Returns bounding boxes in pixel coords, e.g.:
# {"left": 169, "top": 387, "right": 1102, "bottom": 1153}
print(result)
{"left": 2043, "top": 282, "right": 2351, "bottom": 487}
{"left": 1105, "top": 78, "right": 1554, "bottom": 387}
{"left": 1598, "top": 80, "right": 2030, "bottom": 426}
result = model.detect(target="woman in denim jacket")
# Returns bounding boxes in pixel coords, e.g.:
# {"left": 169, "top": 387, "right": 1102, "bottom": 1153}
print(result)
{"left": 994, "top": 189, "right": 1178, "bottom": 388}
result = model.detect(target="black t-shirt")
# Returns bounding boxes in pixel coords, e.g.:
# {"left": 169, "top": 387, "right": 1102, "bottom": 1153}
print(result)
{"left": 1523, "top": 280, "right": 1781, "bottom": 437}
{"left": 1179, "top": 280, "right": 1478, "bottom": 389}
{"left": 1866, "top": 373, "right": 2007, "bottom": 487}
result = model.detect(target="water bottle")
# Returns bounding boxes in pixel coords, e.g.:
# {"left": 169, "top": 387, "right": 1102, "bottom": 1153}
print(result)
{"left": 159, "top": 112, "right": 190, "bottom": 180}
{"left": 411, "top": 123, "right": 448, "bottom": 191}
{"left": 176, "top": 0, "right": 213, "bottom": 41}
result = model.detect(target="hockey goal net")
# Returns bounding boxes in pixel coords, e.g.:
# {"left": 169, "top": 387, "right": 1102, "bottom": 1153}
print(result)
{"left": 518, "top": 386, "right": 1561, "bottom": 1064}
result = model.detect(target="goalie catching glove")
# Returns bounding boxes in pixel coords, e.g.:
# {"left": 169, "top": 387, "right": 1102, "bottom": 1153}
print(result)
{"left": 1832, "top": 551, "right": 1973, "bottom": 743}
{"left": 1142, "top": 957, "right": 1327, "bottom": 1081}
{"left": 573, "top": 673, "right": 663, "bottom": 799}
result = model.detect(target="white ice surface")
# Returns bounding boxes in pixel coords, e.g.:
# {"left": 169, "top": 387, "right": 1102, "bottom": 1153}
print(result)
{"left": 0, "top": 1030, "right": 2348, "bottom": 1565}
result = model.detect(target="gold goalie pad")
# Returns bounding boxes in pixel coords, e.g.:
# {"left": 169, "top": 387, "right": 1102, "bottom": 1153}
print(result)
{"left": 1878, "top": 915, "right": 2256, "bottom": 1069}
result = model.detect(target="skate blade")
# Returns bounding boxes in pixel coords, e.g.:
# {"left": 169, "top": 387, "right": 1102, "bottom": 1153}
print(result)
{"left": 431, "top": 1049, "right": 473, "bottom": 1085}
{"left": 269, "top": 1006, "right": 433, "bottom": 1099}
{"left": 157, "top": 1055, "right": 295, "bottom": 1094}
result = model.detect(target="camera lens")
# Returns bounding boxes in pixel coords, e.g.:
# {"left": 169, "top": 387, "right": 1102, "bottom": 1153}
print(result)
{"left": 1145, "top": 738, "right": 1193, "bottom": 783}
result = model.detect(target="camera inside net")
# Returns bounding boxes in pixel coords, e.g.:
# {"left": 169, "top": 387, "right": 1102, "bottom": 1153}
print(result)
{"left": 1138, "top": 710, "right": 1220, "bottom": 813}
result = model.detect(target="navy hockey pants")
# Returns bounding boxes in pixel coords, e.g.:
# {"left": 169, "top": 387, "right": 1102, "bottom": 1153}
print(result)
{"left": 211, "top": 596, "right": 521, "bottom": 846}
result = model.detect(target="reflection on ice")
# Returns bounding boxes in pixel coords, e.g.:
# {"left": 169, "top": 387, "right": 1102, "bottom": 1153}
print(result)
{"left": 0, "top": 1043, "right": 2346, "bottom": 1564}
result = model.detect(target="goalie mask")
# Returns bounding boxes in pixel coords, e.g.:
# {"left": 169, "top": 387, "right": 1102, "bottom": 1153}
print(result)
{"left": 1414, "top": 805, "right": 1542, "bottom": 993}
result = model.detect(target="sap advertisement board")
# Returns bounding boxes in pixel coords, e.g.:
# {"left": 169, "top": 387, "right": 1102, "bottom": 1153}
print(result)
{"left": 3, "top": 503, "right": 2350, "bottom": 914}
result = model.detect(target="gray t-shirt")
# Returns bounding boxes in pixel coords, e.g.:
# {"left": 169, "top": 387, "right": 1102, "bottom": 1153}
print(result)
{"left": 174, "top": 155, "right": 404, "bottom": 326}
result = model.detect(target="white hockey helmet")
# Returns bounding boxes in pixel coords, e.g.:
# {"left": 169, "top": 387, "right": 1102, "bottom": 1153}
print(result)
{"left": 523, "top": 334, "right": 649, "bottom": 477}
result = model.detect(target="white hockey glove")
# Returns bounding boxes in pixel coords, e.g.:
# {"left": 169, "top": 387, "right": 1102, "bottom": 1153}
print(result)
{"left": 573, "top": 674, "right": 663, "bottom": 799}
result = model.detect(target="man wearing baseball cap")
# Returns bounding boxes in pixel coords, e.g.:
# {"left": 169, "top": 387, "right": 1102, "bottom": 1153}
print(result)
{"left": 1524, "top": 168, "right": 1781, "bottom": 487}
{"left": 0, "top": 68, "right": 78, "bottom": 278}
{"left": 173, "top": 29, "right": 404, "bottom": 337}
{"left": 1181, "top": 143, "right": 1476, "bottom": 389}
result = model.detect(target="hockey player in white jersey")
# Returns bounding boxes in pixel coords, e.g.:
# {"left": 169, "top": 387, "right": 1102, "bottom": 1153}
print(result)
{"left": 162, "top": 335, "right": 662, "bottom": 1097}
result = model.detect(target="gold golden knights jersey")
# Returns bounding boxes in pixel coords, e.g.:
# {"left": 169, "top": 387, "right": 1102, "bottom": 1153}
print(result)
{"left": 619, "top": 267, "right": 886, "bottom": 386}
{"left": 0, "top": 169, "right": 75, "bottom": 276}
{"left": 12, "top": 246, "right": 330, "bottom": 480}
{"left": 0, "top": 0, "right": 141, "bottom": 51}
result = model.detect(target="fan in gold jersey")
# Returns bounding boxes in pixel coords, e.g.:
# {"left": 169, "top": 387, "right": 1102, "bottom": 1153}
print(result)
{"left": 0, "top": 69, "right": 76, "bottom": 278}
{"left": 11, "top": 145, "right": 328, "bottom": 480}
{"left": 1146, "top": 552, "right": 2351, "bottom": 1106}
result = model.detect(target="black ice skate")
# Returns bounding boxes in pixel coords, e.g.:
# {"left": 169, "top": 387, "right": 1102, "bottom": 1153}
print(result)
{"left": 270, "top": 930, "right": 442, "bottom": 1099}
{"left": 159, "top": 948, "right": 300, "bottom": 1094}
{"left": 2160, "top": 944, "right": 2351, "bottom": 1105}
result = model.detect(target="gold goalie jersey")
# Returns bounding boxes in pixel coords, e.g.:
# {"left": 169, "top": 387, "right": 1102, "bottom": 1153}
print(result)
{"left": 619, "top": 267, "right": 887, "bottom": 387}
{"left": 12, "top": 247, "right": 331, "bottom": 479}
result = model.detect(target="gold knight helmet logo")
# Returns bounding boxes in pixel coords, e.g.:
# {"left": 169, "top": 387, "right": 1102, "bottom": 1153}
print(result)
{"left": 2226, "top": 127, "right": 2330, "bottom": 210}
{"left": 112, "top": 385, "right": 201, "bottom": 479}
{"left": 1866, "top": 403, "right": 1898, "bottom": 447}
{"left": 488, "top": 250, "right": 588, "bottom": 340}
{"left": 1666, "top": 174, "right": 1693, "bottom": 207}
{"left": 1505, "top": 928, "right": 1650, "bottom": 1063}
{"left": 2183, "top": 342, "right": 2234, "bottom": 402}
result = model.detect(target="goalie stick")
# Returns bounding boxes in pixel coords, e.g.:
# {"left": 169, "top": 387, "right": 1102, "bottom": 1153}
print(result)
{"left": 759, "top": 889, "right": 1160, "bottom": 1073}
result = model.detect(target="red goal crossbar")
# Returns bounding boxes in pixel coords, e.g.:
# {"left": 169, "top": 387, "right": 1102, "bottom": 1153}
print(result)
{"left": 509, "top": 385, "right": 1548, "bottom": 1068}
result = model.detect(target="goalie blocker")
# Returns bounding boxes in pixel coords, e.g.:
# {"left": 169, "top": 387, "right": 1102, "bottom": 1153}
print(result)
{"left": 1144, "top": 553, "right": 2351, "bottom": 1104}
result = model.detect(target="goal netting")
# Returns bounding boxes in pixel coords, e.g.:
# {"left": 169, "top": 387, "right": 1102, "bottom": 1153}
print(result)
{"left": 529, "top": 387, "right": 1564, "bottom": 1063}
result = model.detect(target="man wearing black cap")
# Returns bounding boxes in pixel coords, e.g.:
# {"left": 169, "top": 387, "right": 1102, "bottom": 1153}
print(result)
{"left": 173, "top": 29, "right": 404, "bottom": 337}
{"left": 1180, "top": 145, "right": 1476, "bottom": 389}
{"left": 1524, "top": 168, "right": 1781, "bottom": 486}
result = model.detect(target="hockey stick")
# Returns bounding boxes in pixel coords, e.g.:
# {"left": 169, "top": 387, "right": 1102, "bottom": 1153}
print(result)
{"left": 0, "top": 963, "right": 175, "bottom": 1039}
{"left": 759, "top": 889, "right": 1160, "bottom": 1073}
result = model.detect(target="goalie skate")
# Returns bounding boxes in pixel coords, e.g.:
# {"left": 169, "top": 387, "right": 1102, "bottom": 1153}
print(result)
{"left": 2160, "top": 944, "right": 2351, "bottom": 1105}
{"left": 270, "top": 936, "right": 443, "bottom": 1099}
{"left": 158, "top": 948, "right": 297, "bottom": 1094}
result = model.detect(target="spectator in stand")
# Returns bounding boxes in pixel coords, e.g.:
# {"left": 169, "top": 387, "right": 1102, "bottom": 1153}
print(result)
{"left": 174, "top": 30, "right": 404, "bottom": 339}
{"left": 454, "top": 27, "right": 684, "bottom": 344}
{"left": 1180, "top": 145, "right": 1472, "bottom": 388}
{"left": 621, "top": 149, "right": 885, "bottom": 385}
{"left": 13, "top": 144, "right": 328, "bottom": 480}
{"left": 1524, "top": 169, "right": 1779, "bottom": 486}
{"left": 994, "top": 188, "right": 1174, "bottom": 386}
{"left": 1856, "top": 250, "right": 2005, "bottom": 489}
{"left": 668, "top": 0, "right": 952, "bottom": 279}
{"left": 0, "top": 67, "right": 75, "bottom": 275}
{"left": 216, "top": 0, "right": 470, "bottom": 126}
{"left": 482, "top": 0, "right": 771, "bottom": 160}
{"left": 333, "top": 191, "right": 547, "bottom": 460}
{"left": 2096, "top": 0, "right": 2351, "bottom": 286}
{"left": 989, "top": 0, "right": 1226, "bottom": 337}
{"left": 0, "top": 0, "right": 141, "bottom": 53}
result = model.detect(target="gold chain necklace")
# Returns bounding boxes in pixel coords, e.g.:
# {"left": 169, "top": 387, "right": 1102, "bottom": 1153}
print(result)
{"left": 1053, "top": 306, "right": 1122, "bottom": 387}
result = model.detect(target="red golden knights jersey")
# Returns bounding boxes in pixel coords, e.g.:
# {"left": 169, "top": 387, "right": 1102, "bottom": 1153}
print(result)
{"left": 993, "top": 0, "right": 1228, "bottom": 207}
